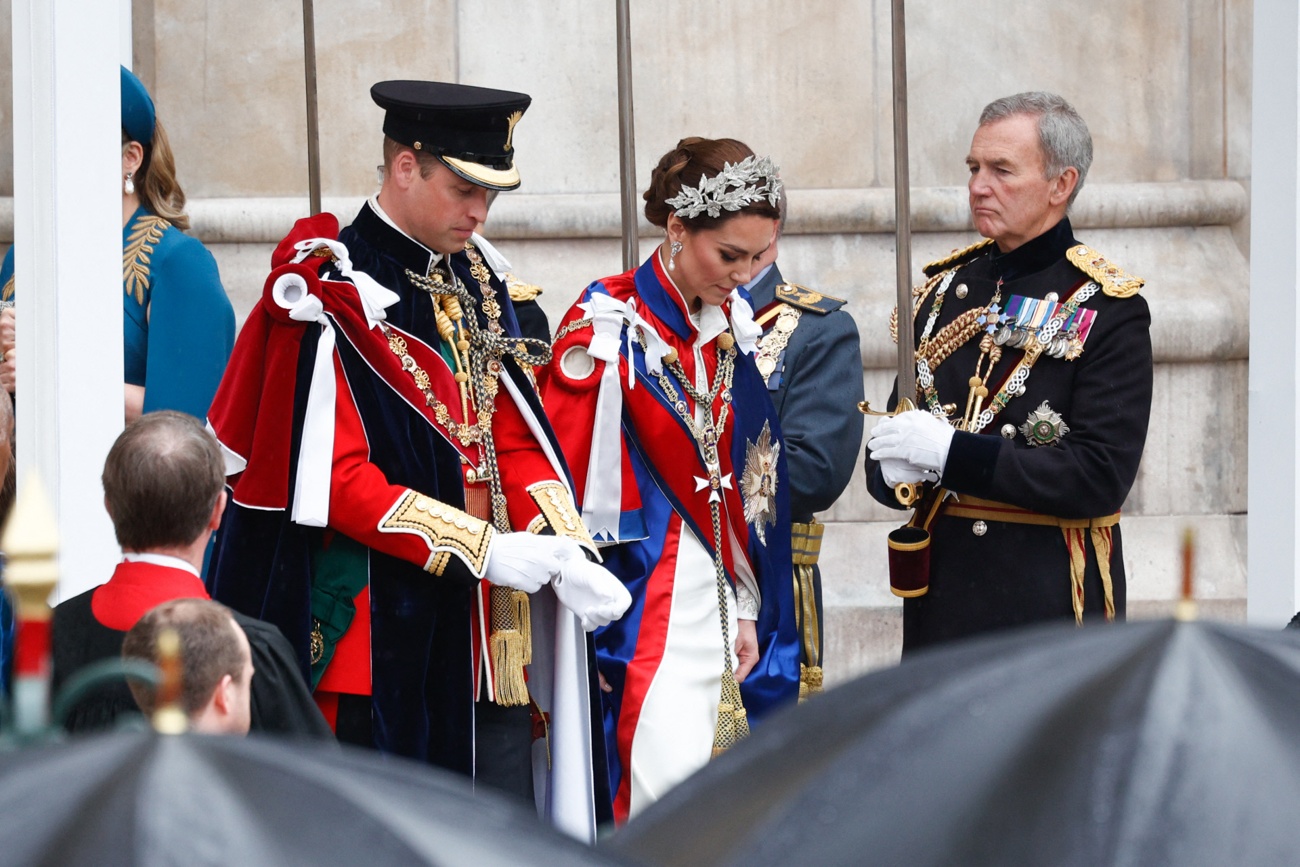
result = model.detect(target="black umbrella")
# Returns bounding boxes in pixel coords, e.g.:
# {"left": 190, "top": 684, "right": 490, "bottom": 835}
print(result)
{"left": 0, "top": 731, "right": 625, "bottom": 867}
{"left": 608, "top": 618, "right": 1300, "bottom": 867}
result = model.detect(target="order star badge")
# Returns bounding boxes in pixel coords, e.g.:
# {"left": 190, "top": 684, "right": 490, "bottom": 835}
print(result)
{"left": 1019, "top": 401, "right": 1070, "bottom": 447}
{"left": 742, "top": 420, "right": 781, "bottom": 545}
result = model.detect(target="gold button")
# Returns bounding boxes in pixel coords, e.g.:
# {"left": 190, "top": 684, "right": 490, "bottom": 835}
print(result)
{"left": 972, "top": 520, "right": 987, "bottom": 537}
{"left": 955, "top": 283, "right": 968, "bottom": 299}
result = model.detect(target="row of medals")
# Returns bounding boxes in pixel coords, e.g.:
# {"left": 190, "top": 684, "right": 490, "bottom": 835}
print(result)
{"left": 985, "top": 291, "right": 1084, "bottom": 361}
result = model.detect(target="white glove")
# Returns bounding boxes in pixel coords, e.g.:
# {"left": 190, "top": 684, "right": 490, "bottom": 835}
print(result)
{"left": 484, "top": 532, "right": 584, "bottom": 593}
{"left": 552, "top": 555, "right": 632, "bottom": 631}
{"left": 868, "top": 410, "right": 956, "bottom": 477}
{"left": 878, "top": 456, "right": 939, "bottom": 486}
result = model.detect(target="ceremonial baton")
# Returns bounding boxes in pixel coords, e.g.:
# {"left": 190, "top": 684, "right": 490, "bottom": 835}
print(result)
{"left": 615, "top": 0, "right": 640, "bottom": 270}
{"left": 860, "top": 0, "right": 921, "bottom": 508}
{"left": 302, "top": 0, "right": 322, "bottom": 216}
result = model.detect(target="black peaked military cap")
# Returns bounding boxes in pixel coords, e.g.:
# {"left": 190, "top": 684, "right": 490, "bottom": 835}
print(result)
{"left": 372, "top": 80, "right": 531, "bottom": 191}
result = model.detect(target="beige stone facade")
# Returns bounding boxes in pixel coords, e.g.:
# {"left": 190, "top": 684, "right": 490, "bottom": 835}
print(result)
{"left": 0, "top": 0, "right": 1254, "bottom": 683}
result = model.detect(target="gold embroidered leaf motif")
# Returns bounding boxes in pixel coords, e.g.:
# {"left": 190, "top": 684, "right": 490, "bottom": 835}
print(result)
{"left": 122, "top": 215, "right": 170, "bottom": 305}
{"left": 1, "top": 275, "right": 13, "bottom": 302}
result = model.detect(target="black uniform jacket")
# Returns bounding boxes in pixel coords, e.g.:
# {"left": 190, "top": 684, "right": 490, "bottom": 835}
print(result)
{"left": 867, "top": 219, "right": 1153, "bottom": 651}
{"left": 52, "top": 576, "right": 331, "bottom": 738}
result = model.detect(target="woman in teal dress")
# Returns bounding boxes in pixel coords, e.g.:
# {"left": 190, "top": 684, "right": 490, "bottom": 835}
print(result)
{"left": 0, "top": 66, "right": 233, "bottom": 422}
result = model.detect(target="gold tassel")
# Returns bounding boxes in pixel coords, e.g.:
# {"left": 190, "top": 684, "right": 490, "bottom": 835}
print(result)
{"left": 488, "top": 585, "right": 533, "bottom": 707}
{"left": 710, "top": 674, "right": 751, "bottom": 758}
{"left": 799, "top": 663, "right": 824, "bottom": 702}
{"left": 514, "top": 589, "right": 532, "bottom": 666}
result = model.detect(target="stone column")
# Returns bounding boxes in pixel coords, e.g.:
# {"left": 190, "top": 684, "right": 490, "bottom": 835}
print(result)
{"left": 11, "top": 1, "right": 125, "bottom": 600}
{"left": 1247, "top": 0, "right": 1300, "bottom": 625}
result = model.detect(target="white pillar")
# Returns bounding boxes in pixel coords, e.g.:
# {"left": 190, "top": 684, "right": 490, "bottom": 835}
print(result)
{"left": 12, "top": 1, "right": 126, "bottom": 601}
{"left": 119, "top": 0, "right": 132, "bottom": 69}
{"left": 1248, "top": 0, "right": 1300, "bottom": 626}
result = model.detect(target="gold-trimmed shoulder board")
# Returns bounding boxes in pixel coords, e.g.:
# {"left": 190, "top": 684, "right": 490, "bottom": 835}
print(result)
{"left": 922, "top": 238, "right": 995, "bottom": 278}
{"left": 774, "top": 283, "right": 846, "bottom": 315}
{"left": 1066, "top": 245, "right": 1143, "bottom": 298}
{"left": 505, "top": 273, "right": 543, "bottom": 303}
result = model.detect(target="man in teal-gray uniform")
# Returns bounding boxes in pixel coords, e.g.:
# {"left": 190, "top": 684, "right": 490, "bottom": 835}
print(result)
{"left": 743, "top": 205, "right": 864, "bottom": 696}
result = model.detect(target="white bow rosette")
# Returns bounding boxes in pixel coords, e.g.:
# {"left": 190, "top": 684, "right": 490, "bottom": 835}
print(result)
{"left": 579, "top": 293, "right": 671, "bottom": 543}
{"left": 273, "top": 239, "right": 400, "bottom": 528}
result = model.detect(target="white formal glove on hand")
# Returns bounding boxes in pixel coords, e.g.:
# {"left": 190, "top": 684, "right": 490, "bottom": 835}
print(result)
{"left": 552, "top": 554, "right": 633, "bottom": 631}
{"left": 484, "top": 532, "right": 584, "bottom": 593}
{"left": 868, "top": 410, "right": 956, "bottom": 477}
{"left": 878, "top": 456, "right": 939, "bottom": 486}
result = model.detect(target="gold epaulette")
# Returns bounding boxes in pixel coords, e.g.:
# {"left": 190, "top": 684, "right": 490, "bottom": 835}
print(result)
{"left": 922, "top": 238, "right": 995, "bottom": 278}
{"left": 774, "top": 283, "right": 847, "bottom": 315}
{"left": 1066, "top": 245, "right": 1144, "bottom": 298}
{"left": 505, "top": 273, "right": 543, "bottom": 303}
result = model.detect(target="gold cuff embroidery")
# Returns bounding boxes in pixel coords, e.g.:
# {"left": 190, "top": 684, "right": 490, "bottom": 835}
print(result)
{"left": 380, "top": 490, "right": 494, "bottom": 577}
{"left": 526, "top": 480, "right": 595, "bottom": 550}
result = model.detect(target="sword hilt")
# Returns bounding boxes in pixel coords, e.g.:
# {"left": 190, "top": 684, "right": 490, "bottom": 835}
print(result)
{"left": 858, "top": 397, "right": 923, "bottom": 507}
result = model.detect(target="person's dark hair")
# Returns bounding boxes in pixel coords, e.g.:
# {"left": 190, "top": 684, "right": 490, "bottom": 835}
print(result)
{"left": 979, "top": 91, "right": 1092, "bottom": 206}
{"left": 382, "top": 135, "right": 444, "bottom": 181}
{"left": 102, "top": 410, "right": 225, "bottom": 550}
{"left": 126, "top": 117, "right": 190, "bottom": 231}
{"left": 123, "top": 598, "right": 246, "bottom": 716}
{"left": 643, "top": 137, "right": 782, "bottom": 230}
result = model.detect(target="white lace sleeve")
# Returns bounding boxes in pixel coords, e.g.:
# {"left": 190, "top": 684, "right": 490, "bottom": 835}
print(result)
{"left": 735, "top": 583, "right": 759, "bottom": 620}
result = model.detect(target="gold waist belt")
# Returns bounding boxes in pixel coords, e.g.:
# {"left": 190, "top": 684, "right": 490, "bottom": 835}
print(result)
{"left": 941, "top": 495, "right": 1121, "bottom": 626}
{"left": 791, "top": 521, "right": 825, "bottom": 700}
{"left": 791, "top": 520, "right": 825, "bottom": 566}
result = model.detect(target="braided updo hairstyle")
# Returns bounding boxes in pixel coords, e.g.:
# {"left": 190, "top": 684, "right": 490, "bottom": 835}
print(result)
{"left": 643, "top": 137, "right": 782, "bottom": 230}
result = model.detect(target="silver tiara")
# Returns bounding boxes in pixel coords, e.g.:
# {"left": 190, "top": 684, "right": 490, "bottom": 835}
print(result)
{"left": 664, "top": 155, "right": 783, "bottom": 220}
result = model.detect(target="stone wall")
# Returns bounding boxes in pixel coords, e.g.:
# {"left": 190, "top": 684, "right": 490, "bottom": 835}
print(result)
{"left": 0, "top": 0, "right": 1253, "bottom": 682}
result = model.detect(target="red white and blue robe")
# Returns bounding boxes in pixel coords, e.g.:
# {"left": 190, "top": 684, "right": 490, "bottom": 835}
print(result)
{"left": 542, "top": 252, "right": 800, "bottom": 821}
{"left": 206, "top": 209, "right": 610, "bottom": 839}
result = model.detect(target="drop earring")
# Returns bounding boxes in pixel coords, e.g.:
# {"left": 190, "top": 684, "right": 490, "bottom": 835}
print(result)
{"left": 668, "top": 240, "right": 682, "bottom": 272}
{"left": 124, "top": 172, "right": 135, "bottom": 195}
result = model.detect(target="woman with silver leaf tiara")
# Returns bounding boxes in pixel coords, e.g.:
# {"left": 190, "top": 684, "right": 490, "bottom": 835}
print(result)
{"left": 541, "top": 137, "right": 800, "bottom": 821}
